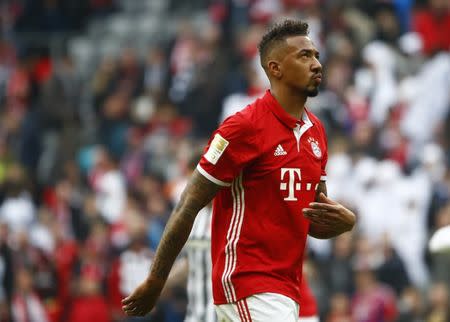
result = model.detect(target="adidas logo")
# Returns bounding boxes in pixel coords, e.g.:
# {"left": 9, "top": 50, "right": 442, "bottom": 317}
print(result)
{"left": 274, "top": 144, "right": 287, "bottom": 156}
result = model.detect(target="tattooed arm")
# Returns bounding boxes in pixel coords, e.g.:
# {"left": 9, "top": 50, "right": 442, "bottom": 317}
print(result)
{"left": 305, "top": 181, "right": 356, "bottom": 239}
{"left": 122, "top": 169, "right": 221, "bottom": 316}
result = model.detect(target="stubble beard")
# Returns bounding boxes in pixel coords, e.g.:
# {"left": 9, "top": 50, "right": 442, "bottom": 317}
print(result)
{"left": 306, "top": 86, "right": 319, "bottom": 97}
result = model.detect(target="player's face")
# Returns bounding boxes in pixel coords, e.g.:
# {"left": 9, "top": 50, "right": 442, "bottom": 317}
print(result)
{"left": 279, "top": 36, "right": 322, "bottom": 97}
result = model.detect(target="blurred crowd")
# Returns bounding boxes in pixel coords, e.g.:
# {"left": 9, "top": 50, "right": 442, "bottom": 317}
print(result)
{"left": 0, "top": 0, "right": 449, "bottom": 321}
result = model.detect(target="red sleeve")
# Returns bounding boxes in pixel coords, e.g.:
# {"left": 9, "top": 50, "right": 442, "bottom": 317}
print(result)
{"left": 198, "top": 113, "right": 259, "bottom": 185}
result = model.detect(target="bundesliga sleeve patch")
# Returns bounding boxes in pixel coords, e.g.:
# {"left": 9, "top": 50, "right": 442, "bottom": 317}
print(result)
{"left": 204, "top": 133, "right": 229, "bottom": 165}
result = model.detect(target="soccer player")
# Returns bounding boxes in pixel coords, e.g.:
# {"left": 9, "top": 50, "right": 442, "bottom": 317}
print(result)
{"left": 122, "top": 19, "right": 356, "bottom": 321}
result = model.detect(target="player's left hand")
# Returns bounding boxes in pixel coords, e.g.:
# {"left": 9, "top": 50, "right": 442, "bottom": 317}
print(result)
{"left": 302, "top": 192, "right": 355, "bottom": 232}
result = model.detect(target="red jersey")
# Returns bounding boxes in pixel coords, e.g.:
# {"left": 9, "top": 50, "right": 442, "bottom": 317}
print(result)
{"left": 198, "top": 90, "right": 328, "bottom": 305}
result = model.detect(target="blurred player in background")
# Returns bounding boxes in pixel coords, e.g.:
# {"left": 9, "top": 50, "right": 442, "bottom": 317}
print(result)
{"left": 123, "top": 19, "right": 356, "bottom": 321}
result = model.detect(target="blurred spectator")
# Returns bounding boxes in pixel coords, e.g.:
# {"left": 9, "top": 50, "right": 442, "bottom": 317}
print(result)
{"left": 108, "top": 227, "right": 153, "bottom": 321}
{"left": 115, "top": 48, "right": 144, "bottom": 99}
{"left": 143, "top": 47, "right": 169, "bottom": 99}
{"left": 373, "top": 3, "right": 402, "bottom": 45}
{"left": 413, "top": 143, "right": 447, "bottom": 231}
{"left": 98, "top": 93, "right": 131, "bottom": 158}
{"left": 170, "top": 21, "right": 229, "bottom": 137}
{"left": 168, "top": 21, "right": 198, "bottom": 105}
{"left": 351, "top": 266, "right": 398, "bottom": 322}
{"left": 0, "top": 223, "right": 12, "bottom": 321}
{"left": 29, "top": 208, "right": 55, "bottom": 256}
{"left": 326, "top": 292, "right": 352, "bottom": 322}
{"left": 146, "top": 191, "right": 171, "bottom": 252}
{"left": 51, "top": 221, "right": 78, "bottom": 314}
{"left": 219, "top": 60, "right": 267, "bottom": 123}
{"left": 67, "top": 275, "right": 110, "bottom": 322}
{"left": 375, "top": 235, "right": 410, "bottom": 295}
{"left": 0, "top": 164, "right": 35, "bottom": 234}
{"left": 425, "top": 282, "right": 449, "bottom": 322}
{"left": 11, "top": 267, "right": 49, "bottom": 322}
{"left": 120, "top": 129, "right": 147, "bottom": 187}
{"left": 350, "top": 235, "right": 398, "bottom": 322}
{"left": 324, "top": 233, "right": 354, "bottom": 296}
{"left": 429, "top": 203, "right": 450, "bottom": 286}
{"left": 400, "top": 53, "right": 450, "bottom": 147}
{"left": 90, "top": 147, "right": 126, "bottom": 224}
{"left": 73, "top": 221, "right": 110, "bottom": 288}
{"left": 0, "top": 138, "right": 13, "bottom": 185}
{"left": 39, "top": 54, "right": 82, "bottom": 178}
{"left": 91, "top": 56, "right": 119, "bottom": 110}
{"left": 397, "top": 287, "right": 425, "bottom": 322}
{"left": 412, "top": 0, "right": 450, "bottom": 56}
{"left": 31, "top": 249, "right": 59, "bottom": 322}
{"left": 51, "top": 177, "right": 87, "bottom": 242}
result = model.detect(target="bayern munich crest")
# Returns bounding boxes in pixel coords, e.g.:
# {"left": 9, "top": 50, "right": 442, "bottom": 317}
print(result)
{"left": 308, "top": 137, "right": 322, "bottom": 158}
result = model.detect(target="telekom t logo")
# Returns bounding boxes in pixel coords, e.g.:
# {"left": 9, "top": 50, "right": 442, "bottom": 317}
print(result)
{"left": 280, "top": 168, "right": 301, "bottom": 201}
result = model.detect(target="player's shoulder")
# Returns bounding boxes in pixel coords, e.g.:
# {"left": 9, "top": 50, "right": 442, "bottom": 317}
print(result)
{"left": 221, "top": 95, "right": 267, "bottom": 131}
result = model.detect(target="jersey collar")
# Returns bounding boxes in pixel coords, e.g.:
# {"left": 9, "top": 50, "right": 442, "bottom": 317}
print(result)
{"left": 264, "top": 90, "right": 313, "bottom": 129}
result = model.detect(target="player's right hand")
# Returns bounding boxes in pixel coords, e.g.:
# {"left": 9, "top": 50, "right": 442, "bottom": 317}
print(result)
{"left": 303, "top": 192, "right": 356, "bottom": 233}
{"left": 121, "top": 278, "right": 164, "bottom": 316}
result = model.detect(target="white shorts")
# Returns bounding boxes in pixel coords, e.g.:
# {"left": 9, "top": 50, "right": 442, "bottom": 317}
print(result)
{"left": 214, "top": 293, "right": 299, "bottom": 322}
{"left": 298, "top": 316, "right": 320, "bottom": 322}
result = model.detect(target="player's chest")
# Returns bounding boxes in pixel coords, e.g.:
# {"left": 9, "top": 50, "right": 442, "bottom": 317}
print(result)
{"left": 252, "top": 124, "right": 324, "bottom": 182}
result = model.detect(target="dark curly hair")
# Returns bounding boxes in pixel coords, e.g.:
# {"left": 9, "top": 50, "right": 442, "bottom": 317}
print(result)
{"left": 258, "top": 19, "right": 309, "bottom": 71}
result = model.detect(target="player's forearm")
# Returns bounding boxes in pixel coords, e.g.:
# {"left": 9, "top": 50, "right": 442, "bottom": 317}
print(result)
{"left": 147, "top": 202, "right": 197, "bottom": 285}
{"left": 308, "top": 181, "right": 334, "bottom": 238}
{"left": 145, "top": 170, "right": 220, "bottom": 286}
{"left": 308, "top": 222, "right": 350, "bottom": 239}
{"left": 306, "top": 180, "right": 356, "bottom": 239}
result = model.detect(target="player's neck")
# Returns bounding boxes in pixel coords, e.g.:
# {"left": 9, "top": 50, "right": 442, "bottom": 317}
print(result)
{"left": 270, "top": 86, "right": 307, "bottom": 120}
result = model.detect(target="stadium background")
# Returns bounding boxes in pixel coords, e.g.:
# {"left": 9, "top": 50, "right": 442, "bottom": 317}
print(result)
{"left": 0, "top": 0, "right": 449, "bottom": 321}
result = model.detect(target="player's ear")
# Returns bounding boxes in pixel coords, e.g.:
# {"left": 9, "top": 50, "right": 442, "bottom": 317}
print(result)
{"left": 268, "top": 60, "right": 282, "bottom": 79}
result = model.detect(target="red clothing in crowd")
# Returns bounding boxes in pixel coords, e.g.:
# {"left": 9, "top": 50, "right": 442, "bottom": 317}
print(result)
{"left": 351, "top": 285, "right": 398, "bottom": 322}
{"left": 413, "top": 9, "right": 450, "bottom": 55}
{"left": 68, "top": 296, "right": 110, "bottom": 322}
{"left": 54, "top": 240, "right": 78, "bottom": 306}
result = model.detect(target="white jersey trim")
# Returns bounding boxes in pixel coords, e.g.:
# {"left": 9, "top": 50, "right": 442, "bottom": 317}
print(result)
{"left": 196, "top": 164, "right": 232, "bottom": 187}
{"left": 221, "top": 172, "right": 245, "bottom": 302}
{"left": 320, "top": 176, "right": 327, "bottom": 181}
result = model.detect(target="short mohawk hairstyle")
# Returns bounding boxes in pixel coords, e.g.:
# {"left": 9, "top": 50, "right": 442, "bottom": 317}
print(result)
{"left": 258, "top": 19, "right": 309, "bottom": 70}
